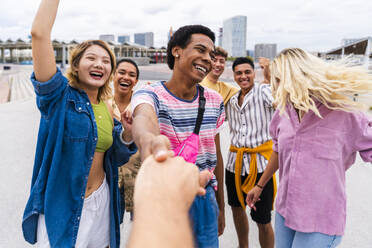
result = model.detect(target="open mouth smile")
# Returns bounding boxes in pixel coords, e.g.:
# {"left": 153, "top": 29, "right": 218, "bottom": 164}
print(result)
{"left": 89, "top": 71, "right": 104, "bottom": 80}
{"left": 194, "top": 64, "right": 208, "bottom": 76}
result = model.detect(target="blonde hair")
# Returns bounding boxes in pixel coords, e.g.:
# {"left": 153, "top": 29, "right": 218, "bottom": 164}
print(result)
{"left": 66, "top": 40, "right": 116, "bottom": 101}
{"left": 270, "top": 48, "right": 372, "bottom": 117}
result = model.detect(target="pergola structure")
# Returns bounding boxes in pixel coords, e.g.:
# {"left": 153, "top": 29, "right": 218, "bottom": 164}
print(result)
{"left": 325, "top": 37, "right": 371, "bottom": 68}
{"left": 0, "top": 39, "right": 167, "bottom": 66}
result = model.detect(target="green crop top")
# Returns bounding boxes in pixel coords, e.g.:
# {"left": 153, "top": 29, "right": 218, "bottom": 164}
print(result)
{"left": 92, "top": 101, "right": 113, "bottom": 152}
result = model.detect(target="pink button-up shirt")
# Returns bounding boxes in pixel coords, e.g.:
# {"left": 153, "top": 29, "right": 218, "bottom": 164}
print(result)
{"left": 270, "top": 102, "right": 372, "bottom": 235}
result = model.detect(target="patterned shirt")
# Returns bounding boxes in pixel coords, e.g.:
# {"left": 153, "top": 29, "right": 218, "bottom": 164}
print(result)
{"left": 131, "top": 82, "right": 225, "bottom": 188}
{"left": 226, "top": 83, "right": 274, "bottom": 175}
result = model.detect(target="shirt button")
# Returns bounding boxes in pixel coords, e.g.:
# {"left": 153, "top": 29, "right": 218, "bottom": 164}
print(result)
{"left": 81, "top": 196, "right": 84, "bottom": 199}
{"left": 90, "top": 156, "right": 93, "bottom": 160}
{"left": 95, "top": 137, "right": 97, "bottom": 141}
{"left": 78, "top": 107, "right": 82, "bottom": 110}
{"left": 86, "top": 102, "right": 90, "bottom": 105}
{"left": 77, "top": 216, "right": 80, "bottom": 220}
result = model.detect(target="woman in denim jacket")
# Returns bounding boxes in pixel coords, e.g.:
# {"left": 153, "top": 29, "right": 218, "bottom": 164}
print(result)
{"left": 22, "top": 0, "right": 137, "bottom": 247}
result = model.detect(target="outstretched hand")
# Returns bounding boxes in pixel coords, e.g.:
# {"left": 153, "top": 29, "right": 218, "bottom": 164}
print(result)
{"left": 134, "top": 155, "right": 212, "bottom": 211}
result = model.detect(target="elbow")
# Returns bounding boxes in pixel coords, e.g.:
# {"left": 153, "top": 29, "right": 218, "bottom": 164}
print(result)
{"left": 30, "top": 28, "right": 49, "bottom": 40}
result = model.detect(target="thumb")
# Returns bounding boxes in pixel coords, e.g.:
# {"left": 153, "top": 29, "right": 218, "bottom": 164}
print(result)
{"left": 197, "top": 170, "right": 212, "bottom": 196}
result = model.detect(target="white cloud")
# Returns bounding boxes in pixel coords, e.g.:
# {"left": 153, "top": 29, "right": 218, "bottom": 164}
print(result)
{"left": 0, "top": 0, "right": 371, "bottom": 52}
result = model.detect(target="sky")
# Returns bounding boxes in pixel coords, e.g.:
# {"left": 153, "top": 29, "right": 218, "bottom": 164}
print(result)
{"left": 0, "top": 0, "right": 371, "bottom": 52}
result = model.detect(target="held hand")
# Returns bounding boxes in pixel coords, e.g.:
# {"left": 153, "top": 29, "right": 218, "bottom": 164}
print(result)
{"left": 134, "top": 156, "right": 212, "bottom": 210}
{"left": 140, "top": 133, "right": 173, "bottom": 162}
{"left": 245, "top": 186, "right": 263, "bottom": 211}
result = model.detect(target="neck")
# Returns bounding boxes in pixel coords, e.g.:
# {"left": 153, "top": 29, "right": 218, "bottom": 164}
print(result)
{"left": 240, "top": 85, "right": 253, "bottom": 97}
{"left": 206, "top": 73, "right": 218, "bottom": 84}
{"left": 166, "top": 71, "right": 198, "bottom": 100}
{"left": 84, "top": 88, "right": 100, "bottom": 104}
{"left": 114, "top": 91, "right": 132, "bottom": 110}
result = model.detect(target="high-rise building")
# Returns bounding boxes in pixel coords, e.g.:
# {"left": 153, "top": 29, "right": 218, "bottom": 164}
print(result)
{"left": 118, "top": 35, "right": 130, "bottom": 44}
{"left": 134, "top": 32, "right": 154, "bottom": 47}
{"left": 218, "top": 28, "right": 223, "bottom": 47}
{"left": 99, "top": 34, "right": 115, "bottom": 43}
{"left": 254, "top": 43, "right": 277, "bottom": 60}
{"left": 222, "top": 16, "right": 247, "bottom": 57}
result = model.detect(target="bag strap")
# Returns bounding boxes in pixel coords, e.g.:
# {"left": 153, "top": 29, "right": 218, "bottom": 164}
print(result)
{"left": 193, "top": 86, "right": 206, "bottom": 135}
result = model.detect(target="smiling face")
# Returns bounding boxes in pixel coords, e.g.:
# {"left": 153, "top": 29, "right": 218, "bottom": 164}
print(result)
{"left": 76, "top": 45, "right": 112, "bottom": 91}
{"left": 114, "top": 61, "right": 138, "bottom": 96}
{"left": 210, "top": 55, "right": 226, "bottom": 79}
{"left": 233, "top": 63, "right": 255, "bottom": 93}
{"left": 174, "top": 34, "right": 215, "bottom": 83}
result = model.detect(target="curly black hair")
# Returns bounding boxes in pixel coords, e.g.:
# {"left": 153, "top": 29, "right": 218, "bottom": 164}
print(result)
{"left": 232, "top": 57, "right": 255, "bottom": 71}
{"left": 166, "top": 25, "right": 215, "bottom": 70}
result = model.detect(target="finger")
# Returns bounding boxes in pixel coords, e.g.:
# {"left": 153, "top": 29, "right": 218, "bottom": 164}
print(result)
{"left": 199, "top": 170, "right": 212, "bottom": 188}
{"left": 152, "top": 136, "right": 171, "bottom": 162}
{"left": 197, "top": 187, "right": 206, "bottom": 196}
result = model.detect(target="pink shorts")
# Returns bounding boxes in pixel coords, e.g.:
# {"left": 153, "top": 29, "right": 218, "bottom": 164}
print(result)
{"left": 37, "top": 177, "right": 110, "bottom": 248}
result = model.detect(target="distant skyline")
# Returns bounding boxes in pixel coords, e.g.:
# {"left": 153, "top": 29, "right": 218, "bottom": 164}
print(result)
{"left": 0, "top": 0, "right": 371, "bottom": 52}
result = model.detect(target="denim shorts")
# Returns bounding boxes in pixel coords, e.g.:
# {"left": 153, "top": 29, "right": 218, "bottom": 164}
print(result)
{"left": 189, "top": 186, "right": 219, "bottom": 248}
{"left": 275, "top": 212, "right": 342, "bottom": 248}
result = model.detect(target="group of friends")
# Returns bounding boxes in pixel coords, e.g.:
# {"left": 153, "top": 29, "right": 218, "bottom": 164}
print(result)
{"left": 22, "top": 0, "right": 372, "bottom": 247}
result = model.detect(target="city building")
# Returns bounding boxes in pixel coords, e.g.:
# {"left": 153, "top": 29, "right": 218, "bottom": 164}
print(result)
{"left": 134, "top": 32, "right": 154, "bottom": 47}
{"left": 218, "top": 28, "right": 223, "bottom": 47}
{"left": 254, "top": 43, "right": 277, "bottom": 60}
{"left": 246, "top": 49, "right": 254, "bottom": 58}
{"left": 118, "top": 35, "right": 130, "bottom": 44}
{"left": 222, "top": 15, "right": 247, "bottom": 57}
{"left": 99, "top": 34, "right": 115, "bottom": 43}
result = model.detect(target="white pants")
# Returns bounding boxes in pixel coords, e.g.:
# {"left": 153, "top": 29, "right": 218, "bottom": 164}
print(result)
{"left": 37, "top": 177, "right": 111, "bottom": 248}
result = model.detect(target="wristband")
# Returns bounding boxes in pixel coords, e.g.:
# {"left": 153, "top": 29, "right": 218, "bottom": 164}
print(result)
{"left": 256, "top": 184, "right": 264, "bottom": 189}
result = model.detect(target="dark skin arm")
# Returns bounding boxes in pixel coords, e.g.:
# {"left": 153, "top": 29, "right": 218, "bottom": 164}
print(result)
{"left": 132, "top": 103, "right": 172, "bottom": 162}
{"left": 214, "top": 133, "right": 225, "bottom": 236}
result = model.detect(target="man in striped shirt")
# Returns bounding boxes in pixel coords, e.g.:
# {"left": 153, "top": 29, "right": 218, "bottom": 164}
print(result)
{"left": 131, "top": 25, "right": 225, "bottom": 248}
{"left": 225, "top": 57, "right": 275, "bottom": 248}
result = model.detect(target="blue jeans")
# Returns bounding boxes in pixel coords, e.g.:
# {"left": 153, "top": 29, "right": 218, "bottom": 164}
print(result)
{"left": 189, "top": 186, "right": 219, "bottom": 248}
{"left": 275, "top": 212, "right": 342, "bottom": 248}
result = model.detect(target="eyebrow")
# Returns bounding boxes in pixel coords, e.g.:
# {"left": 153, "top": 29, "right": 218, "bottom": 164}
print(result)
{"left": 85, "top": 52, "right": 110, "bottom": 59}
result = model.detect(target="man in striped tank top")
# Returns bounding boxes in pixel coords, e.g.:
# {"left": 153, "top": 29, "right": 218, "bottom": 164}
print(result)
{"left": 225, "top": 57, "right": 276, "bottom": 248}
{"left": 131, "top": 25, "right": 225, "bottom": 248}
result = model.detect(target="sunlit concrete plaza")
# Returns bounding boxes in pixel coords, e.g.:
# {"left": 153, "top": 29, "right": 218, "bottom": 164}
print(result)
{"left": 1, "top": 64, "right": 372, "bottom": 247}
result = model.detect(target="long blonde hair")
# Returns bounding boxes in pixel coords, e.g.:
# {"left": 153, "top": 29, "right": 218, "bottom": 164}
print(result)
{"left": 66, "top": 40, "right": 116, "bottom": 101}
{"left": 270, "top": 48, "right": 372, "bottom": 117}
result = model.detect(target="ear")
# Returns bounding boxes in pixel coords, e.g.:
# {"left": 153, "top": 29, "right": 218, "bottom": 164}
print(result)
{"left": 172, "top": 46, "right": 181, "bottom": 58}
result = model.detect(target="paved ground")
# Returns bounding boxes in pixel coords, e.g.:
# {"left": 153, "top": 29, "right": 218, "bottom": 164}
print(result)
{"left": 1, "top": 66, "right": 372, "bottom": 247}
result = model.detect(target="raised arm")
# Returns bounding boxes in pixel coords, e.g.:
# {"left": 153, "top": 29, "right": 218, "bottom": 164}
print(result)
{"left": 132, "top": 103, "right": 171, "bottom": 162}
{"left": 31, "top": 0, "right": 59, "bottom": 82}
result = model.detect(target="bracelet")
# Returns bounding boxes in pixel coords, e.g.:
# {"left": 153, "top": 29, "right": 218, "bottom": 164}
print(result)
{"left": 256, "top": 184, "right": 264, "bottom": 189}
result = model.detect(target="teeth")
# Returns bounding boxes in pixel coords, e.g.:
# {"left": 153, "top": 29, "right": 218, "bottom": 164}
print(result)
{"left": 195, "top": 65, "right": 207, "bottom": 73}
{"left": 90, "top": 72, "right": 103, "bottom": 77}
{"left": 120, "top": 82, "right": 130, "bottom": 87}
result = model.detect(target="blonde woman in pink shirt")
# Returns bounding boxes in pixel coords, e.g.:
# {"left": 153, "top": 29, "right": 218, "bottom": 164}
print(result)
{"left": 246, "top": 48, "right": 372, "bottom": 248}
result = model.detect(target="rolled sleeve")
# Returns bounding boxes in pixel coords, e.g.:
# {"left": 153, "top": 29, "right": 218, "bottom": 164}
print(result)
{"left": 31, "top": 68, "right": 68, "bottom": 116}
{"left": 269, "top": 110, "right": 280, "bottom": 152}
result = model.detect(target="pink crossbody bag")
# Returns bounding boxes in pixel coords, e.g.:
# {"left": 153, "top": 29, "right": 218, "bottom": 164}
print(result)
{"left": 173, "top": 86, "right": 206, "bottom": 164}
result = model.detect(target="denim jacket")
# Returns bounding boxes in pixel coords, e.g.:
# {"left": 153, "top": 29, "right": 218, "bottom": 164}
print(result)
{"left": 22, "top": 68, "right": 137, "bottom": 247}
